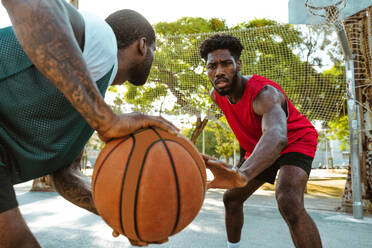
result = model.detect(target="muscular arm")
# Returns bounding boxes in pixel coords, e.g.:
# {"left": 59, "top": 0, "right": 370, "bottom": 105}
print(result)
{"left": 237, "top": 144, "right": 246, "bottom": 168}
{"left": 239, "top": 85, "right": 288, "bottom": 181}
{"left": 2, "top": 0, "right": 115, "bottom": 135}
{"left": 51, "top": 152, "right": 98, "bottom": 215}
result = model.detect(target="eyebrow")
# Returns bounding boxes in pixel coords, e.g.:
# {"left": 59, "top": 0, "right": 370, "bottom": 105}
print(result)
{"left": 207, "top": 58, "right": 233, "bottom": 64}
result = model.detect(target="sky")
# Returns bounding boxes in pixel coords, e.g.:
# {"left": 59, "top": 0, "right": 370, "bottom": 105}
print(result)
{"left": 0, "top": 0, "right": 289, "bottom": 28}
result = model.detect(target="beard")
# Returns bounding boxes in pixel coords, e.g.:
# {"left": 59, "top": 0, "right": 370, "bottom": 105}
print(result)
{"left": 129, "top": 52, "right": 153, "bottom": 86}
{"left": 213, "top": 71, "right": 238, "bottom": 96}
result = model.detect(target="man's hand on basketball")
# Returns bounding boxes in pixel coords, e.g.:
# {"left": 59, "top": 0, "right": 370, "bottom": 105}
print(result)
{"left": 112, "top": 231, "right": 168, "bottom": 246}
{"left": 202, "top": 154, "right": 248, "bottom": 189}
{"left": 98, "top": 112, "right": 179, "bottom": 142}
{"left": 127, "top": 238, "right": 168, "bottom": 247}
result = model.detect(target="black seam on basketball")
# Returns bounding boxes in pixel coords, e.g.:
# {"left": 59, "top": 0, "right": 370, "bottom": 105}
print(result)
{"left": 119, "top": 134, "right": 135, "bottom": 236}
{"left": 149, "top": 131, "right": 182, "bottom": 236}
{"left": 133, "top": 139, "right": 164, "bottom": 242}
{"left": 153, "top": 136, "right": 206, "bottom": 194}
{"left": 167, "top": 140, "right": 206, "bottom": 193}
{"left": 92, "top": 135, "right": 132, "bottom": 191}
{"left": 161, "top": 141, "right": 181, "bottom": 235}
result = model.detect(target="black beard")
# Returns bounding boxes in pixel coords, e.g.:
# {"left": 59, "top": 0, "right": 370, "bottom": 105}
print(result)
{"left": 214, "top": 72, "right": 238, "bottom": 96}
{"left": 129, "top": 53, "right": 153, "bottom": 86}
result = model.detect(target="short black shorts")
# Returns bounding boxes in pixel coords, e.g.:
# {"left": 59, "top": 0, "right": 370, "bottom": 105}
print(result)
{"left": 255, "top": 152, "right": 313, "bottom": 184}
{"left": 0, "top": 166, "right": 18, "bottom": 213}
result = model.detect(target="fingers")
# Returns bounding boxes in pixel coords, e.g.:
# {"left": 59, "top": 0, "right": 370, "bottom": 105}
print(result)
{"left": 98, "top": 132, "right": 110, "bottom": 143}
{"left": 151, "top": 116, "right": 179, "bottom": 135}
{"left": 152, "top": 238, "right": 169, "bottom": 244}
{"left": 128, "top": 238, "right": 148, "bottom": 247}
{"left": 112, "top": 230, "right": 120, "bottom": 238}
{"left": 205, "top": 159, "right": 230, "bottom": 171}
{"left": 207, "top": 180, "right": 217, "bottom": 190}
{"left": 201, "top": 154, "right": 214, "bottom": 162}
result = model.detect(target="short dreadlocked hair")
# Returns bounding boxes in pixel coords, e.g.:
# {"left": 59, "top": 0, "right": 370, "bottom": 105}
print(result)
{"left": 105, "top": 9, "right": 155, "bottom": 49}
{"left": 199, "top": 34, "right": 244, "bottom": 61}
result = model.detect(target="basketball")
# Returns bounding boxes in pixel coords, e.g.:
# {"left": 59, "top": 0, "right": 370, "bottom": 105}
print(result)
{"left": 92, "top": 127, "right": 207, "bottom": 243}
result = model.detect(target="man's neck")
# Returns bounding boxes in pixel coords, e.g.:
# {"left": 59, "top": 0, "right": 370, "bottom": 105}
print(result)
{"left": 227, "top": 75, "right": 250, "bottom": 104}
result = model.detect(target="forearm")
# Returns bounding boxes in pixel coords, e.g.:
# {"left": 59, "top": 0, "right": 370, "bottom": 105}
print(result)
{"left": 237, "top": 145, "right": 246, "bottom": 168}
{"left": 240, "top": 129, "right": 287, "bottom": 181}
{"left": 2, "top": 0, "right": 115, "bottom": 133}
{"left": 51, "top": 155, "right": 98, "bottom": 215}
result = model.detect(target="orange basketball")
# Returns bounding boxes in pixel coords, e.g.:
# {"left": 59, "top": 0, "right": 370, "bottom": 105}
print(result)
{"left": 92, "top": 127, "right": 207, "bottom": 243}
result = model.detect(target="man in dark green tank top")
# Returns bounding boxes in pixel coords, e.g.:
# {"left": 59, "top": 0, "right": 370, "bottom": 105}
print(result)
{"left": 0, "top": 1, "right": 178, "bottom": 247}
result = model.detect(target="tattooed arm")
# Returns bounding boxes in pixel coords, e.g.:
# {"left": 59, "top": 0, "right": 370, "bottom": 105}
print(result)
{"left": 2, "top": 0, "right": 178, "bottom": 141}
{"left": 2, "top": 0, "right": 115, "bottom": 135}
{"left": 51, "top": 152, "right": 98, "bottom": 215}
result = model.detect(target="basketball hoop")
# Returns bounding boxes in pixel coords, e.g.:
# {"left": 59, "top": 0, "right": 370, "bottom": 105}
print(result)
{"left": 305, "top": 0, "right": 348, "bottom": 30}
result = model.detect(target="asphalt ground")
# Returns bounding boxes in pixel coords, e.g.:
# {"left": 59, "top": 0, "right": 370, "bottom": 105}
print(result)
{"left": 14, "top": 170, "right": 372, "bottom": 248}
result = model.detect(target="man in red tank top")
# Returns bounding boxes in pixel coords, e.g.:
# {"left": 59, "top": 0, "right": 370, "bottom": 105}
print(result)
{"left": 199, "top": 34, "right": 322, "bottom": 248}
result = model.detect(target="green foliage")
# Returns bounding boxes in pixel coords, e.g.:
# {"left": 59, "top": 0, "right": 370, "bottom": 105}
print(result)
{"left": 123, "top": 17, "right": 230, "bottom": 118}
{"left": 183, "top": 118, "right": 238, "bottom": 160}
{"left": 154, "top": 17, "right": 228, "bottom": 35}
{"left": 328, "top": 115, "right": 349, "bottom": 151}
{"left": 182, "top": 126, "right": 219, "bottom": 157}
{"left": 108, "top": 16, "right": 346, "bottom": 152}
{"left": 212, "top": 117, "right": 238, "bottom": 161}
{"left": 231, "top": 18, "right": 279, "bottom": 29}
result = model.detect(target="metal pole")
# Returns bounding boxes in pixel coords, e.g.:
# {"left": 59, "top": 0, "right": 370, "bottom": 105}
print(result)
{"left": 334, "top": 19, "right": 364, "bottom": 219}
{"left": 345, "top": 60, "right": 363, "bottom": 219}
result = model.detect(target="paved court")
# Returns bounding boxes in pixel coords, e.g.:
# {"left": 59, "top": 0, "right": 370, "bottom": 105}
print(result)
{"left": 15, "top": 180, "right": 372, "bottom": 248}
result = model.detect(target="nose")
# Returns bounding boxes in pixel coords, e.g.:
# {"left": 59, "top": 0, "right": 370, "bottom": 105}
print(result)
{"left": 215, "top": 64, "right": 225, "bottom": 78}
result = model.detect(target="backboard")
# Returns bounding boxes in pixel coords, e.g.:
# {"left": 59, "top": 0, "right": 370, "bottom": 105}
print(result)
{"left": 288, "top": 0, "right": 372, "bottom": 24}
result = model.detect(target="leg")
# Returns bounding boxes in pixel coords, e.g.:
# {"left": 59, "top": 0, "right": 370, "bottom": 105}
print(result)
{"left": 0, "top": 166, "right": 40, "bottom": 248}
{"left": 275, "top": 165, "right": 322, "bottom": 248}
{"left": 0, "top": 208, "right": 41, "bottom": 248}
{"left": 223, "top": 179, "right": 264, "bottom": 243}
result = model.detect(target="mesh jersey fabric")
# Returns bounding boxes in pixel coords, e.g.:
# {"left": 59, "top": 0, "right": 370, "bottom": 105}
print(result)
{"left": 0, "top": 25, "right": 114, "bottom": 184}
{"left": 214, "top": 75, "right": 318, "bottom": 159}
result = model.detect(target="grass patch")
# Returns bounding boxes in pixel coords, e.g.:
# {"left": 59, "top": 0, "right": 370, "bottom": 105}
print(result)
{"left": 260, "top": 179, "right": 346, "bottom": 198}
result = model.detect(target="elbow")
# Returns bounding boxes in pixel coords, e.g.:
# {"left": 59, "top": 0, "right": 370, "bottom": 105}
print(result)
{"left": 268, "top": 129, "right": 287, "bottom": 150}
{"left": 278, "top": 135, "right": 288, "bottom": 150}
{"left": 1, "top": 0, "right": 10, "bottom": 8}
{"left": 262, "top": 127, "right": 288, "bottom": 153}
{"left": 274, "top": 129, "right": 288, "bottom": 151}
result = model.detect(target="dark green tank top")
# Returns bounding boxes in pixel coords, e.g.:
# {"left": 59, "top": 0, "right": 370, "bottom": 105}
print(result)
{"left": 0, "top": 27, "right": 113, "bottom": 184}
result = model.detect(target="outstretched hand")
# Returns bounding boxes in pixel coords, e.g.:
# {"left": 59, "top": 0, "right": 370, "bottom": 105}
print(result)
{"left": 202, "top": 154, "right": 248, "bottom": 189}
{"left": 98, "top": 112, "right": 179, "bottom": 142}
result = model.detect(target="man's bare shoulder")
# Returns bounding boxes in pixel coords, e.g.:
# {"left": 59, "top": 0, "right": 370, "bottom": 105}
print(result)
{"left": 253, "top": 85, "right": 286, "bottom": 115}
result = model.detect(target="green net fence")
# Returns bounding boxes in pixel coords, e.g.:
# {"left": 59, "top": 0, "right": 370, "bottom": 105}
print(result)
{"left": 107, "top": 24, "right": 346, "bottom": 129}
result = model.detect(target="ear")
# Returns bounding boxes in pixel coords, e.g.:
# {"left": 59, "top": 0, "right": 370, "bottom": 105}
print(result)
{"left": 137, "top": 37, "right": 147, "bottom": 56}
{"left": 237, "top": 59, "right": 242, "bottom": 71}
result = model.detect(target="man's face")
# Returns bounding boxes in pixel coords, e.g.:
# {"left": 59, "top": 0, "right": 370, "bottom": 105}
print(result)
{"left": 129, "top": 42, "right": 156, "bottom": 86}
{"left": 206, "top": 49, "right": 240, "bottom": 96}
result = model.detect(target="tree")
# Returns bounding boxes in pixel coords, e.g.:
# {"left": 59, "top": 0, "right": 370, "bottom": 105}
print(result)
{"left": 112, "top": 17, "right": 346, "bottom": 149}
{"left": 122, "top": 17, "right": 229, "bottom": 144}
{"left": 182, "top": 125, "right": 219, "bottom": 157}
{"left": 182, "top": 118, "right": 238, "bottom": 162}
{"left": 211, "top": 117, "right": 239, "bottom": 163}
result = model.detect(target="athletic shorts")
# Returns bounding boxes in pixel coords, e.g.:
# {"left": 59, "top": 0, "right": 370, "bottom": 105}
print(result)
{"left": 0, "top": 166, "right": 18, "bottom": 213}
{"left": 254, "top": 152, "right": 313, "bottom": 184}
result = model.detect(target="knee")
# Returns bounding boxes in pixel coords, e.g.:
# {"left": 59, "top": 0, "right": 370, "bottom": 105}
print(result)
{"left": 276, "top": 191, "right": 304, "bottom": 222}
{"left": 223, "top": 191, "right": 243, "bottom": 210}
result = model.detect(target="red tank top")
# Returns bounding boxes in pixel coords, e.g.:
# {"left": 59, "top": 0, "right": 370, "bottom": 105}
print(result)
{"left": 215, "top": 75, "right": 318, "bottom": 158}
